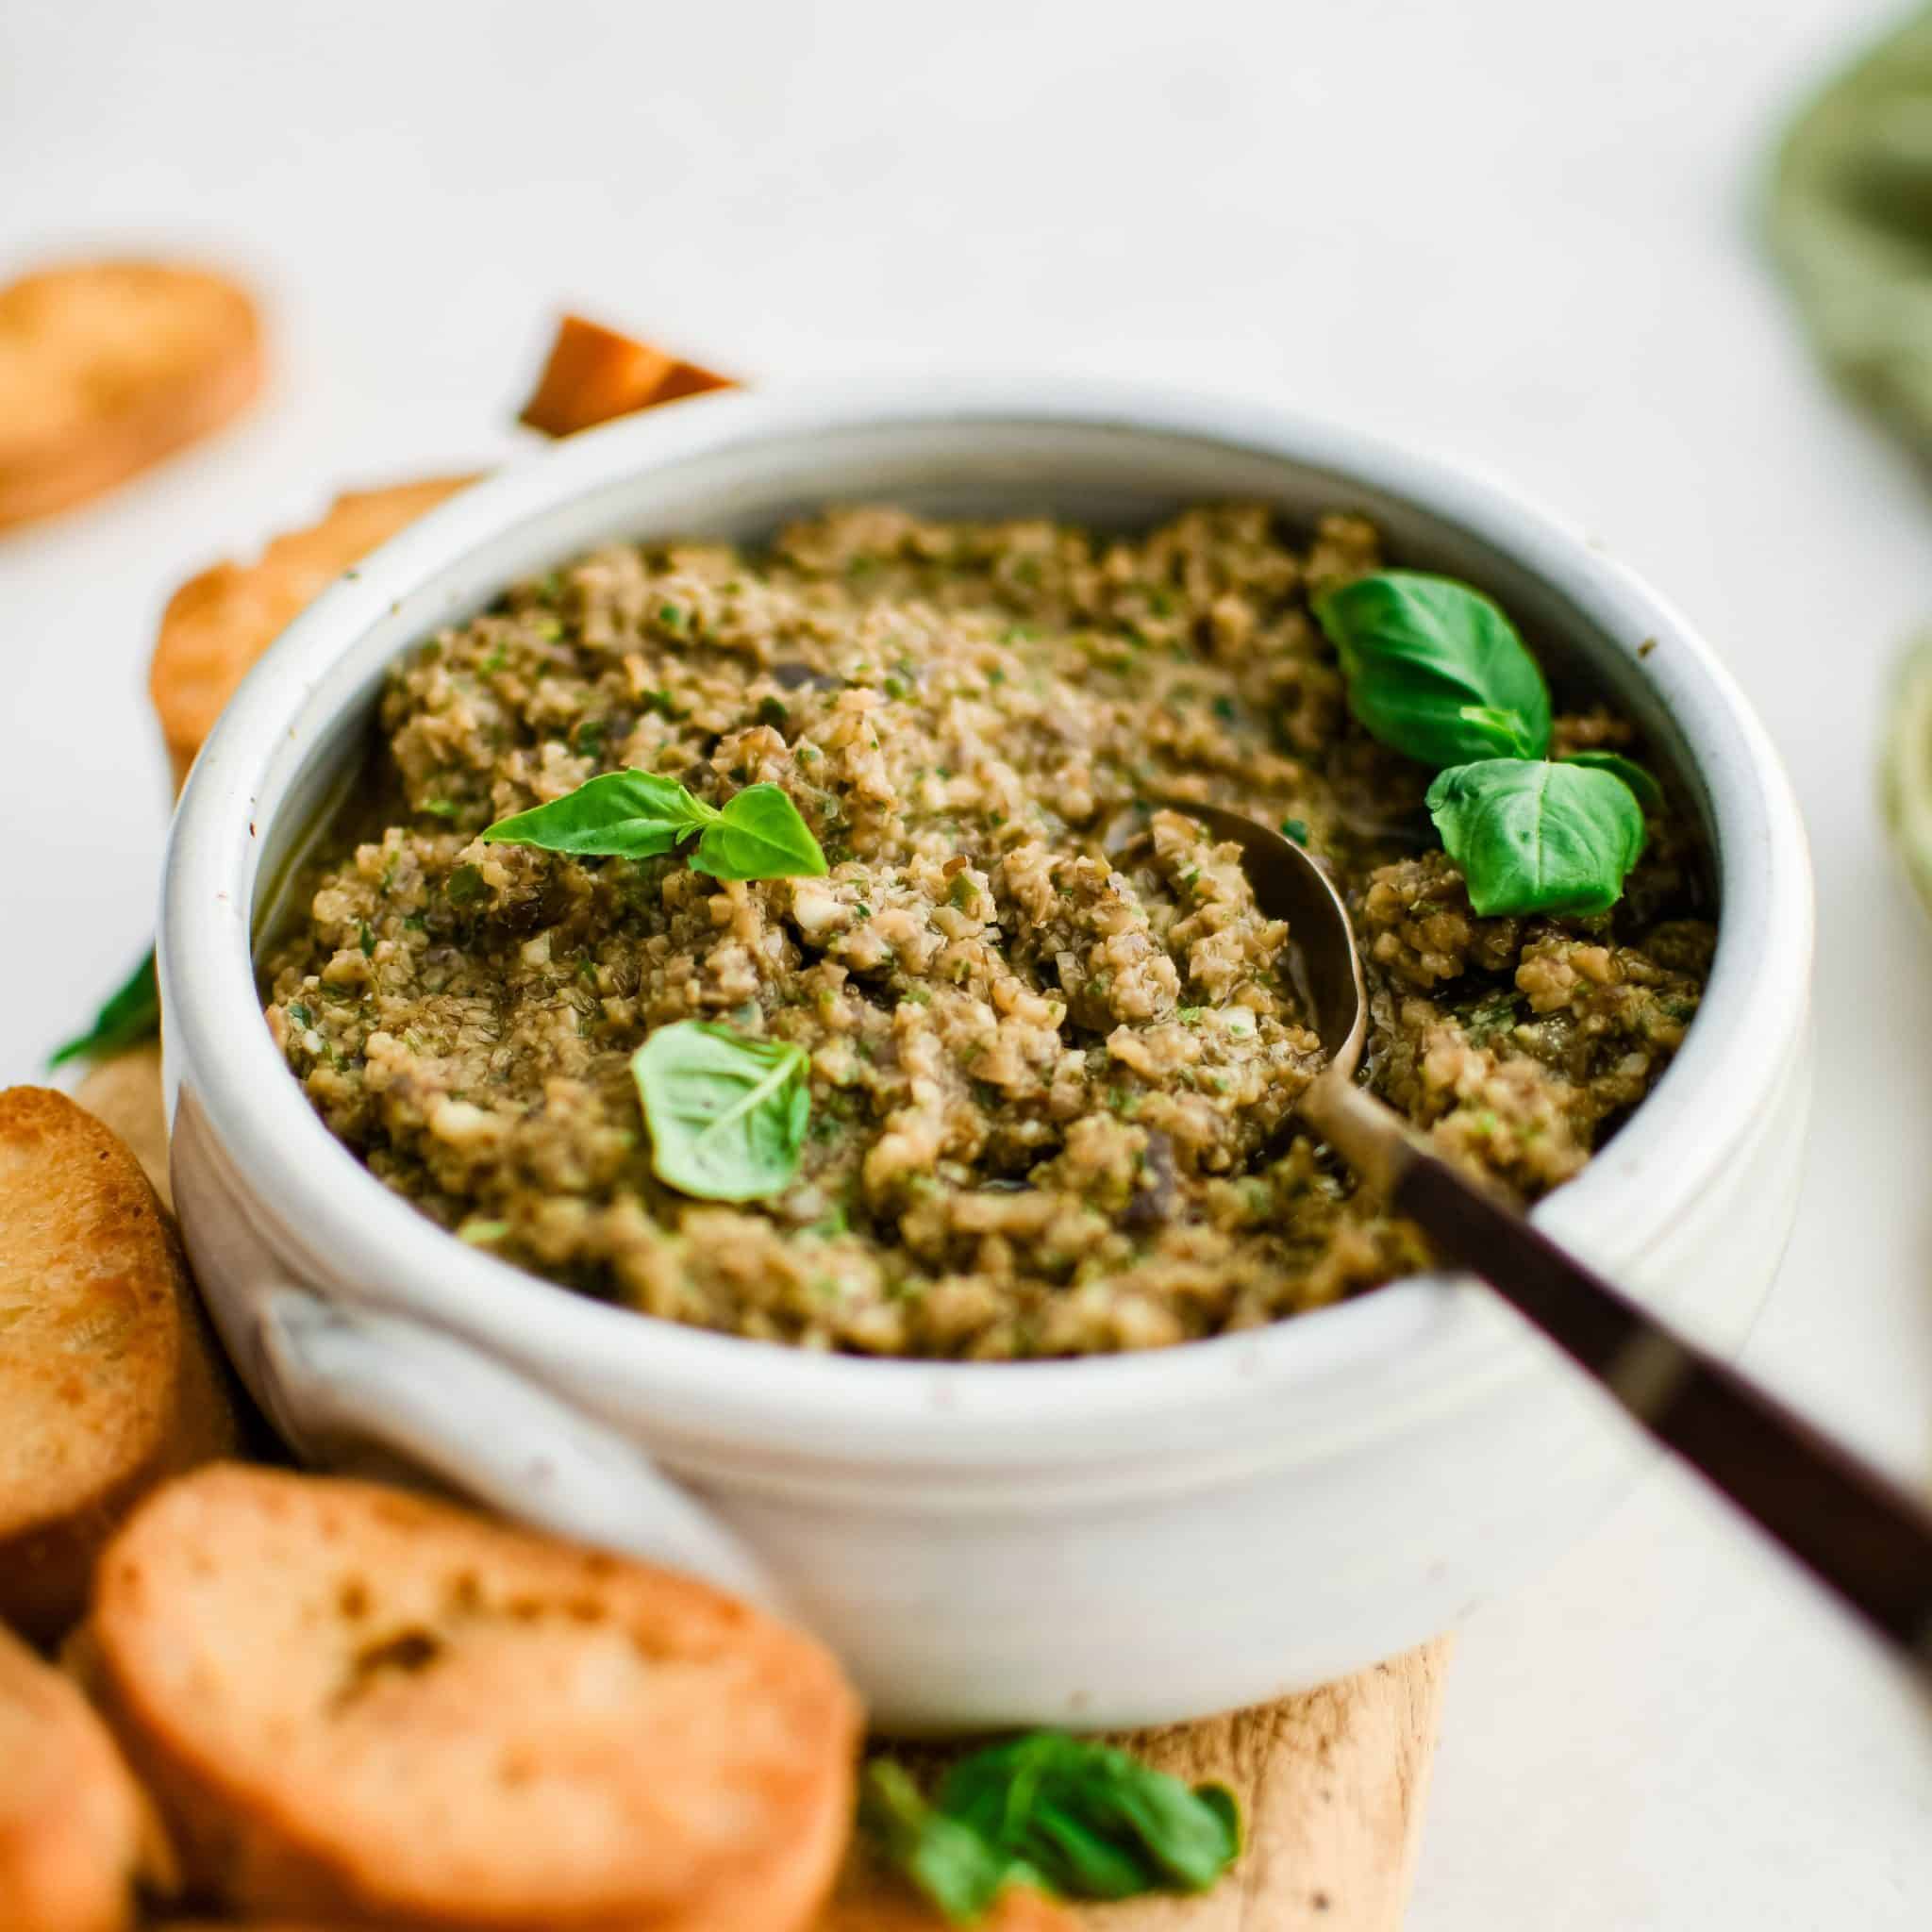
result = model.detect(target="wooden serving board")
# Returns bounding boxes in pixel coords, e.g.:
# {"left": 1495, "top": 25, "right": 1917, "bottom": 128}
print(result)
{"left": 71, "top": 1057, "right": 1452, "bottom": 1932}
{"left": 824, "top": 1639, "right": 1453, "bottom": 1931}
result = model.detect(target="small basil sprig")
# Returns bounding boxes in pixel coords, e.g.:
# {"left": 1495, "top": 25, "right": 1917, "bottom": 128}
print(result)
{"left": 1314, "top": 570, "right": 1552, "bottom": 766}
{"left": 1426, "top": 759, "right": 1647, "bottom": 917}
{"left": 482, "top": 771, "right": 826, "bottom": 880}
{"left": 48, "top": 947, "right": 160, "bottom": 1068}
{"left": 631, "top": 1019, "right": 810, "bottom": 1200}
{"left": 862, "top": 1763, "right": 1023, "bottom": 1924}
{"left": 863, "top": 1733, "right": 1241, "bottom": 1923}
{"left": 1314, "top": 568, "right": 1663, "bottom": 916}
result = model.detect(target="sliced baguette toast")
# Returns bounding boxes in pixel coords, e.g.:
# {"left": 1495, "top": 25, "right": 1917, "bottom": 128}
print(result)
{"left": 0, "top": 260, "right": 262, "bottom": 529}
{"left": 148, "top": 475, "right": 475, "bottom": 788}
{"left": 518, "top": 313, "right": 735, "bottom": 437}
{"left": 73, "top": 1044, "right": 170, "bottom": 1208}
{"left": 91, "top": 1465, "right": 861, "bottom": 1931}
{"left": 0, "top": 1089, "right": 238, "bottom": 1641}
{"left": 0, "top": 1623, "right": 173, "bottom": 1931}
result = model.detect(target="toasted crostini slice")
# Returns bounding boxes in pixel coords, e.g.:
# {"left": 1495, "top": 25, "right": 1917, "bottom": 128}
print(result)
{"left": 0, "top": 1623, "right": 174, "bottom": 1931}
{"left": 0, "top": 259, "right": 262, "bottom": 529}
{"left": 0, "top": 1089, "right": 237, "bottom": 1641}
{"left": 148, "top": 474, "right": 476, "bottom": 788}
{"left": 519, "top": 311, "right": 735, "bottom": 437}
{"left": 92, "top": 1465, "right": 861, "bottom": 1931}
{"left": 73, "top": 1044, "right": 170, "bottom": 1208}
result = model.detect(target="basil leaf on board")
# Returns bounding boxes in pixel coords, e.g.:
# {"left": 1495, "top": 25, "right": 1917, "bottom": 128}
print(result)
{"left": 690, "top": 782, "right": 830, "bottom": 880}
{"left": 481, "top": 770, "right": 713, "bottom": 858}
{"left": 1426, "top": 759, "right": 1647, "bottom": 918}
{"left": 862, "top": 1734, "right": 1241, "bottom": 1923}
{"left": 934, "top": 1733, "right": 1241, "bottom": 1903}
{"left": 1560, "top": 749, "right": 1665, "bottom": 812}
{"left": 1767, "top": 8, "right": 1932, "bottom": 457}
{"left": 48, "top": 947, "right": 160, "bottom": 1068}
{"left": 631, "top": 1020, "right": 810, "bottom": 1201}
{"left": 860, "top": 1761, "right": 1035, "bottom": 1924}
{"left": 1313, "top": 570, "right": 1553, "bottom": 767}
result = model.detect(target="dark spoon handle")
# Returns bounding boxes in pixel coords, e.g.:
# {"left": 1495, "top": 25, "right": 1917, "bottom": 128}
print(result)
{"left": 1394, "top": 1148, "right": 1932, "bottom": 1674}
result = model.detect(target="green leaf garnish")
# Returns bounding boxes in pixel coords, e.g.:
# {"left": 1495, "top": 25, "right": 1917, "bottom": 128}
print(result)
{"left": 631, "top": 1020, "right": 810, "bottom": 1201}
{"left": 690, "top": 784, "right": 831, "bottom": 881}
{"left": 1559, "top": 749, "right": 1664, "bottom": 812}
{"left": 1314, "top": 570, "right": 1552, "bottom": 767}
{"left": 861, "top": 1761, "right": 1031, "bottom": 1924}
{"left": 1426, "top": 758, "right": 1647, "bottom": 917}
{"left": 481, "top": 770, "right": 715, "bottom": 858}
{"left": 481, "top": 771, "right": 825, "bottom": 880}
{"left": 48, "top": 947, "right": 160, "bottom": 1069}
{"left": 863, "top": 1733, "right": 1241, "bottom": 1923}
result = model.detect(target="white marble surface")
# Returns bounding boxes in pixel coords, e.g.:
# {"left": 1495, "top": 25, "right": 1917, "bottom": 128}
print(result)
{"left": 2, "top": 1, "right": 1927, "bottom": 1922}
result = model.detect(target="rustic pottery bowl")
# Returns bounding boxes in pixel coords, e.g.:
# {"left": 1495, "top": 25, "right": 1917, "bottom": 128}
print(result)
{"left": 158, "top": 380, "right": 1813, "bottom": 1730}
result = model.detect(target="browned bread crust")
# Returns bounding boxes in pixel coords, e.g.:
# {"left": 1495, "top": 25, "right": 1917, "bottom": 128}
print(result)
{"left": 518, "top": 313, "right": 735, "bottom": 437}
{"left": 0, "top": 1623, "right": 174, "bottom": 1931}
{"left": 73, "top": 1044, "right": 170, "bottom": 1208}
{"left": 148, "top": 475, "right": 477, "bottom": 788}
{"left": 0, "top": 1089, "right": 237, "bottom": 1641}
{"left": 0, "top": 260, "right": 262, "bottom": 529}
{"left": 92, "top": 1465, "right": 861, "bottom": 1930}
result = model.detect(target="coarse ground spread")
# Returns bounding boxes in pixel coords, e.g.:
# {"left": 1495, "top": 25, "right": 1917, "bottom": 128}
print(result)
{"left": 262, "top": 506, "right": 1714, "bottom": 1358}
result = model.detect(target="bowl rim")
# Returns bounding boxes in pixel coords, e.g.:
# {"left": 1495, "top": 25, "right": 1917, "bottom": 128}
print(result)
{"left": 159, "top": 375, "right": 1814, "bottom": 1460}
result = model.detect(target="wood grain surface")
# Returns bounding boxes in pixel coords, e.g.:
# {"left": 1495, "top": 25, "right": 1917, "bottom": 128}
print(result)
{"left": 826, "top": 1639, "right": 1452, "bottom": 1932}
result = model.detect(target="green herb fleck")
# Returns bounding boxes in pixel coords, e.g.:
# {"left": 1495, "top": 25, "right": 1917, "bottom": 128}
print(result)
{"left": 445, "top": 864, "right": 489, "bottom": 908}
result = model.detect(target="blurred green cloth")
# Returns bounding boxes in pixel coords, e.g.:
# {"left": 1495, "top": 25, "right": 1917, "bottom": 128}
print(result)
{"left": 1770, "top": 7, "right": 1932, "bottom": 454}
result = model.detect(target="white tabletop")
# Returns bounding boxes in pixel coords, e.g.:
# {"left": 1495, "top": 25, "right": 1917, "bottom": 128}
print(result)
{"left": 3, "top": 2, "right": 1928, "bottom": 1922}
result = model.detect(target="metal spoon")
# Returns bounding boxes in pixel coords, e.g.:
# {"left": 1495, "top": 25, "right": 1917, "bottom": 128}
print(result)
{"left": 1160, "top": 801, "right": 1932, "bottom": 1680}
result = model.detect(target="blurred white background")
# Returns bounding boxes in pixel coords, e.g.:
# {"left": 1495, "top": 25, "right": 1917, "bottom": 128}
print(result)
{"left": 2, "top": 1, "right": 1928, "bottom": 1923}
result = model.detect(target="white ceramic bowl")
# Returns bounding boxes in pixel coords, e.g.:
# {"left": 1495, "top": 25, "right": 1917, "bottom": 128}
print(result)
{"left": 159, "top": 379, "right": 1813, "bottom": 1730}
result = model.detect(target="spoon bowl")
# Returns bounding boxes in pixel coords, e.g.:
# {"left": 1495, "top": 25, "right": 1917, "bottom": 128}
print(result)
{"left": 1140, "top": 800, "right": 1369, "bottom": 1071}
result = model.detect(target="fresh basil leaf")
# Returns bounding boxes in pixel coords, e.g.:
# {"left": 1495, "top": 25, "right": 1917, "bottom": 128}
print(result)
{"left": 480, "top": 770, "right": 715, "bottom": 858}
{"left": 48, "top": 947, "right": 160, "bottom": 1068}
{"left": 689, "top": 782, "right": 829, "bottom": 880}
{"left": 935, "top": 1732, "right": 1241, "bottom": 1903}
{"left": 631, "top": 1020, "right": 810, "bottom": 1201}
{"left": 860, "top": 1760, "right": 1035, "bottom": 1924}
{"left": 1314, "top": 570, "right": 1552, "bottom": 767}
{"left": 1560, "top": 749, "right": 1664, "bottom": 812}
{"left": 482, "top": 770, "right": 826, "bottom": 880}
{"left": 1427, "top": 758, "right": 1647, "bottom": 917}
